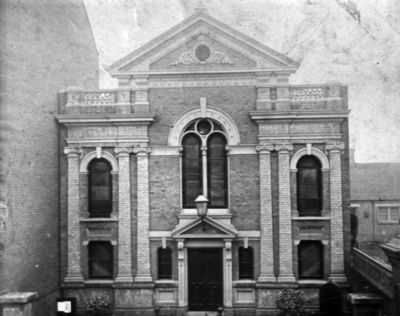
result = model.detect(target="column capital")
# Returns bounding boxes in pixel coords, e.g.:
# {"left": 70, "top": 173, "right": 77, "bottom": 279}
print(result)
{"left": 64, "top": 147, "right": 82, "bottom": 156}
{"left": 256, "top": 144, "right": 274, "bottom": 153}
{"left": 114, "top": 147, "right": 132, "bottom": 157}
{"left": 132, "top": 146, "right": 151, "bottom": 155}
{"left": 326, "top": 142, "right": 345, "bottom": 152}
{"left": 275, "top": 143, "right": 293, "bottom": 153}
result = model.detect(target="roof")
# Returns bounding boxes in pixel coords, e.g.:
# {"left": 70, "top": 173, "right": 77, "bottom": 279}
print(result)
{"left": 350, "top": 162, "right": 400, "bottom": 201}
{"left": 108, "top": 10, "right": 299, "bottom": 75}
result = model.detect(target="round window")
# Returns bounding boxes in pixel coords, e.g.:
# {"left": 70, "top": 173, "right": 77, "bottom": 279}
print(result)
{"left": 195, "top": 45, "right": 211, "bottom": 62}
{"left": 196, "top": 119, "right": 212, "bottom": 135}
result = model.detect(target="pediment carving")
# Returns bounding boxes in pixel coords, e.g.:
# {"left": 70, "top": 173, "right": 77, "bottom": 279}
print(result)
{"left": 172, "top": 216, "right": 238, "bottom": 239}
{"left": 170, "top": 50, "right": 234, "bottom": 67}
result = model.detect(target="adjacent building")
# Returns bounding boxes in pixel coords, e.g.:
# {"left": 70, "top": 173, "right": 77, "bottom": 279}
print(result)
{"left": 0, "top": 0, "right": 98, "bottom": 314}
{"left": 56, "top": 10, "right": 351, "bottom": 315}
{"left": 350, "top": 156, "right": 400, "bottom": 262}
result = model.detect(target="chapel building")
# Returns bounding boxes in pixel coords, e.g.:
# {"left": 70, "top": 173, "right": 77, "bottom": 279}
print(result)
{"left": 57, "top": 10, "right": 351, "bottom": 315}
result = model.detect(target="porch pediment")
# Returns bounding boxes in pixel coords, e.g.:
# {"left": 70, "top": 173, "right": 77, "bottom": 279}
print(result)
{"left": 108, "top": 11, "right": 299, "bottom": 75}
{"left": 172, "top": 216, "right": 238, "bottom": 239}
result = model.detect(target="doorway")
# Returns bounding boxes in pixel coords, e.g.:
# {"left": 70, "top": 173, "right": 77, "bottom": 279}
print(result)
{"left": 188, "top": 248, "right": 223, "bottom": 311}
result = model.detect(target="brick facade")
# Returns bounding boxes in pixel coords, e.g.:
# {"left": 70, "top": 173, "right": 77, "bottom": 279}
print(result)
{"left": 56, "top": 10, "right": 350, "bottom": 316}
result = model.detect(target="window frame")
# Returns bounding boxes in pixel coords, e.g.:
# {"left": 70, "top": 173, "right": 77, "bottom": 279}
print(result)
{"left": 298, "top": 240, "right": 324, "bottom": 279}
{"left": 377, "top": 204, "right": 400, "bottom": 224}
{"left": 238, "top": 246, "right": 254, "bottom": 280}
{"left": 157, "top": 247, "right": 173, "bottom": 280}
{"left": 88, "top": 158, "right": 113, "bottom": 218}
{"left": 296, "top": 155, "right": 323, "bottom": 216}
{"left": 181, "top": 119, "right": 228, "bottom": 209}
{"left": 88, "top": 241, "right": 114, "bottom": 279}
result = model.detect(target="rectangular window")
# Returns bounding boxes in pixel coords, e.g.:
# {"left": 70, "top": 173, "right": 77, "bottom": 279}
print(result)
{"left": 88, "top": 241, "right": 113, "bottom": 279}
{"left": 378, "top": 206, "right": 399, "bottom": 223}
{"left": 239, "top": 247, "right": 254, "bottom": 279}
{"left": 298, "top": 241, "right": 323, "bottom": 279}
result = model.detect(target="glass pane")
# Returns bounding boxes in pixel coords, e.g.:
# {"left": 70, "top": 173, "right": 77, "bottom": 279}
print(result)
{"left": 379, "top": 208, "right": 389, "bottom": 221}
{"left": 207, "top": 134, "right": 227, "bottom": 208}
{"left": 299, "top": 242, "right": 322, "bottom": 278}
{"left": 88, "top": 242, "right": 113, "bottom": 278}
{"left": 299, "top": 169, "right": 317, "bottom": 184}
{"left": 297, "top": 158, "right": 321, "bottom": 214}
{"left": 390, "top": 208, "right": 399, "bottom": 221}
{"left": 183, "top": 134, "right": 202, "bottom": 207}
{"left": 297, "top": 156, "right": 321, "bottom": 168}
{"left": 89, "top": 159, "right": 112, "bottom": 217}
{"left": 197, "top": 119, "right": 212, "bottom": 135}
{"left": 158, "top": 248, "right": 172, "bottom": 279}
{"left": 239, "top": 248, "right": 253, "bottom": 279}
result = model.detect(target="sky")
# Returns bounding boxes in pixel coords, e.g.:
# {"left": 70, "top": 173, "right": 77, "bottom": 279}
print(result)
{"left": 84, "top": 0, "right": 400, "bottom": 163}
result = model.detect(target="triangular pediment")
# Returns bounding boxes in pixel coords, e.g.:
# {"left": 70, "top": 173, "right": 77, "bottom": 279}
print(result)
{"left": 108, "top": 11, "right": 299, "bottom": 75}
{"left": 172, "top": 216, "right": 238, "bottom": 239}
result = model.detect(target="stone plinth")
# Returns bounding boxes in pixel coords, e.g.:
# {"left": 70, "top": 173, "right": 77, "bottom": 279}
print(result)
{"left": 347, "top": 293, "right": 383, "bottom": 316}
{"left": 0, "top": 292, "right": 38, "bottom": 316}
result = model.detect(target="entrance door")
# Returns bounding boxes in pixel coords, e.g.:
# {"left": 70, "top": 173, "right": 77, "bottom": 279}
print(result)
{"left": 188, "top": 248, "right": 223, "bottom": 311}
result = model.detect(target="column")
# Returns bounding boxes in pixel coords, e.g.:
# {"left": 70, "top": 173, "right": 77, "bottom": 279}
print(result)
{"left": 327, "top": 142, "right": 347, "bottom": 282}
{"left": 224, "top": 240, "right": 233, "bottom": 307}
{"left": 276, "top": 144, "right": 296, "bottom": 282}
{"left": 133, "top": 146, "right": 153, "bottom": 282}
{"left": 201, "top": 146, "right": 208, "bottom": 197}
{"left": 256, "top": 144, "right": 276, "bottom": 282}
{"left": 64, "top": 147, "right": 83, "bottom": 283}
{"left": 115, "top": 147, "right": 134, "bottom": 283}
{"left": 177, "top": 240, "right": 186, "bottom": 307}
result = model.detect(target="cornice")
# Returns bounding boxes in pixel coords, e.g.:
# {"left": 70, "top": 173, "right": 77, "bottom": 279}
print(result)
{"left": 249, "top": 110, "right": 350, "bottom": 121}
{"left": 56, "top": 114, "right": 156, "bottom": 125}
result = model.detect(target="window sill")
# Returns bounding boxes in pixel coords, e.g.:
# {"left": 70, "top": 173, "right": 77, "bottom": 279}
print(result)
{"left": 297, "top": 279, "right": 327, "bottom": 287}
{"left": 154, "top": 280, "right": 178, "bottom": 287}
{"left": 84, "top": 280, "right": 114, "bottom": 285}
{"left": 292, "top": 216, "right": 330, "bottom": 221}
{"left": 80, "top": 217, "right": 118, "bottom": 222}
{"left": 378, "top": 221, "right": 399, "bottom": 225}
{"left": 233, "top": 280, "right": 256, "bottom": 287}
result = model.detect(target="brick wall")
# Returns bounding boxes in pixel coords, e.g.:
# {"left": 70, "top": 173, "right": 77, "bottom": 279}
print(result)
{"left": 0, "top": 0, "right": 98, "bottom": 314}
{"left": 149, "top": 86, "right": 258, "bottom": 145}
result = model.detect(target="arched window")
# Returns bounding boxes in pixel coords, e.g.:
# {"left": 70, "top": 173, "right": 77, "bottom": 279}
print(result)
{"left": 182, "top": 119, "right": 227, "bottom": 208}
{"left": 297, "top": 156, "right": 322, "bottom": 216}
{"left": 157, "top": 247, "right": 172, "bottom": 279}
{"left": 88, "top": 241, "right": 113, "bottom": 279}
{"left": 88, "top": 158, "right": 112, "bottom": 217}
{"left": 239, "top": 247, "right": 254, "bottom": 279}
{"left": 298, "top": 241, "right": 323, "bottom": 279}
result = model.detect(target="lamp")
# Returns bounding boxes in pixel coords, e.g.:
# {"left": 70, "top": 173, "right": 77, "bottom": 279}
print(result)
{"left": 194, "top": 195, "right": 209, "bottom": 219}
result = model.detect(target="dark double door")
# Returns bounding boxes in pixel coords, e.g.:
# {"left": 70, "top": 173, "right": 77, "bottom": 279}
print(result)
{"left": 188, "top": 248, "right": 223, "bottom": 311}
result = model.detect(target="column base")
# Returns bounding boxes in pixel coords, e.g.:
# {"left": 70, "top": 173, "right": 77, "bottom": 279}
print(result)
{"left": 277, "top": 275, "right": 296, "bottom": 283}
{"left": 64, "top": 273, "right": 84, "bottom": 283}
{"left": 115, "top": 275, "right": 134, "bottom": 283}
{"left": 257, "top": 276, "right": 277, "bottom": 283}
{"left": 135, "top": 275, "right": 153, "bottom": 282}
{"left": 329, "top": 273, "right": 348, "bottom": 283}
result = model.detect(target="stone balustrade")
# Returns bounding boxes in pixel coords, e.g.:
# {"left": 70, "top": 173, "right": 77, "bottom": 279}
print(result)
{"left": 61, "top": 83, "right": 345, "bottom": 114}
{"left": 351, "top": 247, "right": 393, "bottom": 298}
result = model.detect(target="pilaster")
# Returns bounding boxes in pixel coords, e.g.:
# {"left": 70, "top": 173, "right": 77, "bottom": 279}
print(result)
{"left": 177, "top": 240, "right": 186, "bottom": 307}
{"left": 133, "top": 75, "right": 149, "bottom": 113}
{"left": 133, "top": 146, "right": 153, "bottom": 282}
{"left": 114, "top": 147, "right": 134, "bottom": 283}
{"left": 276, "top": 144, "right": 296, "bottom": 283}
{"left": 256, "top": 144, "right": 276, "bottom": 282}
{"left": 64, "top": 147, "right": 83, "bottom": 283}
{"left": 326, "top": 142, "right": 347, "bottom": 282}
{"left": 224, "top": 240, "right": 233, "bottom": 307}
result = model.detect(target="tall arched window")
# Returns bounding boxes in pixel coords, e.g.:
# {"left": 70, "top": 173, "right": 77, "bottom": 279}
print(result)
{"left": 182, "top": 119, "right": 227, "bottom": 208}
{"left": 88, "top": 158, "right": 112, "bottom": 218}
{"left": 297, "top": 156, "right": 322, "bottom": 216}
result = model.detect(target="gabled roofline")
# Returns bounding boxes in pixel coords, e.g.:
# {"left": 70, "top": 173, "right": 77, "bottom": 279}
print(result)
{"left": 108, "top": 11, "right": 299, "bottom": 74}
{"left": 171, "top": 216, "right": 238, "bottom": 238}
